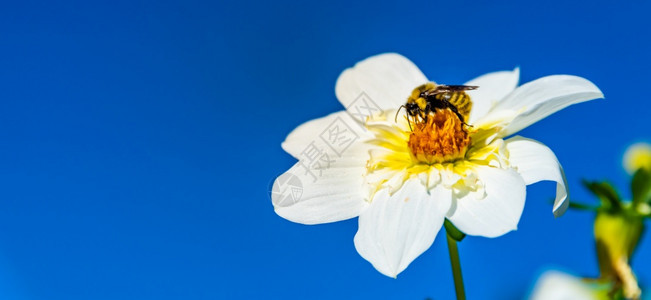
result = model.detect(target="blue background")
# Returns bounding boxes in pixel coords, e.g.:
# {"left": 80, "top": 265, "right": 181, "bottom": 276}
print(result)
{"left": 0, "top": 0, "right": 649, "bottom": 299}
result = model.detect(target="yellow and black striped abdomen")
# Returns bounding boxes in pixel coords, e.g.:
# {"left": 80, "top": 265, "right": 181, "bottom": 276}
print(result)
{"left": 437, "top": 92, "right": 472, "bottom": 122}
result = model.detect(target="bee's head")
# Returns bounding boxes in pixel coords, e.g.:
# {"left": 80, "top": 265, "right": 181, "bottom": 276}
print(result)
{"left": 405, "top": 103, "right": 420, "bottom": 116}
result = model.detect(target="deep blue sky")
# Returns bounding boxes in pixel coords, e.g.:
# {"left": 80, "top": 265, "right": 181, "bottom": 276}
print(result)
{"left": 0, "top": 0, "right": 649, "bottom": 299}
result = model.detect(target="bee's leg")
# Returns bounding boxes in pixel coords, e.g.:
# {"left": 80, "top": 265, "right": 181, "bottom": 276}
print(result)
{"left": 456, "top": 112, "right": 473, "bottom": 128}
{"left": 459, "top": 116, "right": 473, "bottom": 128}
{"left": 447, "top": 104, "right": 468, "bottom": 125}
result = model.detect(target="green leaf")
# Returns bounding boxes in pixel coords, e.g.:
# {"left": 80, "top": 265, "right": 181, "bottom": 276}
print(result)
{"left": 582, "top": 180, "right": 622, "bottom": 212}
{"left": 444, "top": 219, "right": 466, "bottom": 242}
{"left": 631, "top": 168, "right": 651, "bottom": 206}
{"left": 567, "top": 201, "right": 600, "bottom": 212}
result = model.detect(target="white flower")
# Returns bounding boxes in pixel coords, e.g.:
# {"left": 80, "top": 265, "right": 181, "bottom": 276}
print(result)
{"left": 529, "top": 271, "right": 599, "bottom": 300}
{"left": 272, "top": 53, "right": 603, "bottom": 277}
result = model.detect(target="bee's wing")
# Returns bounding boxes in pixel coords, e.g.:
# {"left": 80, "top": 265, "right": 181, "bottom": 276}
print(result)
{"left": 423, "top": 85, "right": 478, "bottom": 96}
{"left": 436, "top": 85, "right": 479, "bottom": 92}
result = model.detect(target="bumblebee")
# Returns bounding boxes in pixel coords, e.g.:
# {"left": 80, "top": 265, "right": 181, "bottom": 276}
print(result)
{"left": 397, "top": 82, "right": 478, "bottom": 127}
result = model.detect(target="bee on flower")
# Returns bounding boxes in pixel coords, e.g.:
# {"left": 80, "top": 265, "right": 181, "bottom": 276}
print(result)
{"left": 272, "top": 53, "right": 603, "bottom": 278}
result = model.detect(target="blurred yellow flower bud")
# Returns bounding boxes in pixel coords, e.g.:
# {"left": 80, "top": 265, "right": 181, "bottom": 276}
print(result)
{"left": 594, "top": 212, "right": 644, "bottom": 299}
{"left": 623, "top": 142, "right": 651, "bottom": 175}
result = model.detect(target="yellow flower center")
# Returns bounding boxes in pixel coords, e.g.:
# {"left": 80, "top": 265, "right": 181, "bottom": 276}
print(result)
{"left": 407, "top": 109, "right": 470, "bottom": 164}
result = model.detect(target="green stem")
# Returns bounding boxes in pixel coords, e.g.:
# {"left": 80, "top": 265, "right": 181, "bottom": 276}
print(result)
{"left": 446, "top": 230, "right": 466, "bottom": 300}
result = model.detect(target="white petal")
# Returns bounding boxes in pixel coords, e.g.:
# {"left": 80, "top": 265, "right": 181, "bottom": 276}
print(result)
{"left": 335, "top": 53, "right": 428, "bottom": 123}
{"left": 465, "top": 67, "right": 520, "bottom": 123}
{"left": 272, "top": 142, "right": 370, "bottom": 225}
{"left": 529, "top": 271, "right": 596, "bottom": 300}
{"left": 447, "top": 166, "right": 526, "bottom": 238}
{"left": 484, "top": 75, "right": 603, "bottom": 136}
{"left": 505, "top": 136, "right": 569, "bottom": 217}
{"left": 354, "top": 179, "right": 451, "bottom": 277}
{"left": 281, "top": 111, "right": 371, "bottom": 160}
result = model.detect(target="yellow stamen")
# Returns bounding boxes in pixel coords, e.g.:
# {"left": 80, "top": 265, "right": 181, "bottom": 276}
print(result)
{"left": 407, "top": 109, "right": 470, "bottom": 164}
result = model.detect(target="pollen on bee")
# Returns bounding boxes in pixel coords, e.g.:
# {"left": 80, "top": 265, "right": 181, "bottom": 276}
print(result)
{"left": 407, "top": 109, "right": 470, "bottom": 164}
